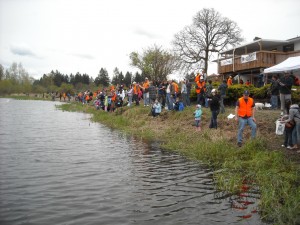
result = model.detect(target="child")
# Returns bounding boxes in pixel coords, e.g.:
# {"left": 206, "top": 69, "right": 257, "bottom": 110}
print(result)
{"left": 194, "top": 104, "right": 202, "bottom": 131}
{"left": 152, "top": 99, "right": 162, "bottom": 117}
{"left": 174, "top": 97, "right": 184, "bottom": 111}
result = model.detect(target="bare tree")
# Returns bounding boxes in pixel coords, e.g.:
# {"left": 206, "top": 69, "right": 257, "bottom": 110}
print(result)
{"left": 173, "top": 8, "right": 243, "bottom": 74}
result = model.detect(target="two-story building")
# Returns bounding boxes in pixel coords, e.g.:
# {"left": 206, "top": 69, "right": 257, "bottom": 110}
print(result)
{"left": 216, "top": 36, "right": 300, "bottom": 86}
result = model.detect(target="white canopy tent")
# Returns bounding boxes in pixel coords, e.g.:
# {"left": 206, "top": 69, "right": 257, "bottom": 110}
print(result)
{"left": 264, "top": 56, "right": 300, "bottom": 73}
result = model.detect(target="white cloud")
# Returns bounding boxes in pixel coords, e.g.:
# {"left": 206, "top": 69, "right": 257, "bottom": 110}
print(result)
{"left": 10, "top": 43, "right": 38, "bottom": 58}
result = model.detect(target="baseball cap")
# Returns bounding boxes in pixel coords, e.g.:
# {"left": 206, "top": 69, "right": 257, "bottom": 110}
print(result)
{"left": 243, "top": 90, "right": 250, "bottom": 96}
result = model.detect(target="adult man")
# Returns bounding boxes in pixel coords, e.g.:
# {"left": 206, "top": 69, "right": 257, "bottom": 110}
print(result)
{"left": 218, "top": 79, "right": 228, "bottom": 113}
{"left": 209, "top": 89, "right": 220, "bottom": 129}
{"left": 181, "top": 80, "right": 188, "bottom": 107}
{"left": 278, "top": 71, "right": 294, "bottom": 115}
{"left": 269, "top": 75, "right": 279, "bottom": 109}
{"left": 132, "top": 81, "right": 140, "bottom": 106}
{"left": 166, "top": 80, "right": 174, "bottom": 110}
{"left": 148, "top": 81, "right": 157, "bottom": 105}
{"left": 235, "top": 90, "right": 257, "bottom": 147}
{"left": 141, "top": 77, "right": 150, "bottom": 106}
{"left": 205, "top": 80, "right": 213, "bottom": 108}
{"left": 158, "top": 81, "right": 167, "bottom": 108}
{"left": 195, "top": 77, "right": 206, "bottom": 106}
{"left": 185, "top": 79, "right": 192, "bottom": 106}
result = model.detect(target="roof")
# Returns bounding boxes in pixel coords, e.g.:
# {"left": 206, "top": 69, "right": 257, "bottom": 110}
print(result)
{"left": 264, "top": 56, "right": 300, "bottom": 73}
{"left": 220, "top": 39, "right": 288, "bottom": 55}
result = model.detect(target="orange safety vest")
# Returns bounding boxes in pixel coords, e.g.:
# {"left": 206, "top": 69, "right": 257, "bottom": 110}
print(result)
{"left": 111, "top": 92, "right": 117, "bottom": 101}
{"left": 195, "top": 81, "right": 206, "bottom": 94}
{"left": 195, "top": 73, "right": 201, "bottom": 83}
{"left": 194, "top": 74, "right": 201, "bottom": 83}
{"left": 173, "top": 82, "right": 179, "bottom": 93}
{"left": 143, "top": 81, "right": 149, "bottom": 89}
{"left": 227, "top": 78, "right": 232, "bottom": 86}
{"left": 133, "top": 84, "right": 140, "bottom": 94}
{"left": 238, "top": 97, "right": 254, "bottom": 117}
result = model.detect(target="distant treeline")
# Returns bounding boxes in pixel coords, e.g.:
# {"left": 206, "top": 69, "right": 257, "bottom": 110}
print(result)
{"left": 0, "top": 63, "right": 150, "bottom": 95}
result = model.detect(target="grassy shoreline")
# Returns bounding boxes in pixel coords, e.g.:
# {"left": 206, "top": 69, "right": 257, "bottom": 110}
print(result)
{"left": 58, "top": 102, "right": 300, "bottom": 224}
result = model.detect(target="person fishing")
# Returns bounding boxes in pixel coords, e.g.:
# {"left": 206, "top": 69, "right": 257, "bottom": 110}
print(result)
{"left": 278, "top": 71, "right": 294, "bottom": 115}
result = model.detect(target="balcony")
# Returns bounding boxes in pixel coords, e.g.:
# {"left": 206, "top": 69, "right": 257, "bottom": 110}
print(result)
{"left": 218, "top": 51, "right": 300, "bottom": 74}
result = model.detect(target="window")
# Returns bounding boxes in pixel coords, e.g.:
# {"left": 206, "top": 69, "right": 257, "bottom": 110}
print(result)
{"left": 283, "top": 44, "right": 294, "bottom": 52}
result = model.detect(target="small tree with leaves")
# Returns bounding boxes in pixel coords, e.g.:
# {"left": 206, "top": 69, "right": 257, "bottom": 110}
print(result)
{"left": 130, "top": 45, "right": 178, "bottom": 82}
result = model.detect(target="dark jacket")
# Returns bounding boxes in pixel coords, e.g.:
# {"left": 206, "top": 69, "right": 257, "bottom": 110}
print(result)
{"left": 149, "top": 85, "right": 157, "bottom": 100}
{"left": 279, "top": 76, "right": 294, "bottom": 94}
{"left": 209, "top": 95, "right": 220, "bottom": 111}
{"left": 218, "top": 83, "right": 228, "bottom": 96}
{"left": 270, "top": 80, "right": 279, "bottom": 95}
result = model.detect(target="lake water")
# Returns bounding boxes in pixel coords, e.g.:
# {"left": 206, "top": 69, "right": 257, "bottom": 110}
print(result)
{"left": 0, "top": 99, "right": 265, "bottom": 225}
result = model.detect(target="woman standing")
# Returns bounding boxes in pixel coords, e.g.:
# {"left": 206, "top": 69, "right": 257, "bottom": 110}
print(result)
{"left": 209, "top": 89, "right": 220, "bottom": 129}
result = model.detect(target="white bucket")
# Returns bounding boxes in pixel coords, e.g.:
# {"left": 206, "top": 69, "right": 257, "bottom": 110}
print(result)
{"left": 275, "top": 119, "right": 285, "bottom": 135}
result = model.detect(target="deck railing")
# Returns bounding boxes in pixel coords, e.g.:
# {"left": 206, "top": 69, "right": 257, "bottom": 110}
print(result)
{"left": 218, "top": 51, "right": 300, "bottom": 74}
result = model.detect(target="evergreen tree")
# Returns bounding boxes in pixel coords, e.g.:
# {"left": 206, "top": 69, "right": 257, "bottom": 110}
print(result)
{"left": 82, "top": 73, "right": 90, "bottom": 85}
{"left": 95, "top": 68, "right": 110, "bottom": 87}
{"left": 123, "top": 71, "right": 132, "bottom": 87}
{"left": 111, "top": 67, "right": 120, "bottom": 85}
{"left": 133, "top": 71, "right": 143, "bottom": 83}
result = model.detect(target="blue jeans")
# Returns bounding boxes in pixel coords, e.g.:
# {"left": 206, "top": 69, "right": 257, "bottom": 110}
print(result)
{"left": 197, "top": 93, "right": 204, "bottom": 106}
{"left": 270, "top": 95, "right": 278, "bottom": 109}
{"left": 292, "top": 122, "right": 300, "bottom": 145}
{"left": 205, "top": 97, "right": 209, "bottom": 108}
{"left": 128, "top": 95, "right": 132, "bottom": 106}
{"left": 237, "top": 117, "right": 257, "bottom": 143}
{"left": 181, "top": 93, "right": 188, "bottom": 106}
{"left": 209, "top": 110, "right": 219, "bottom": 129}
{"left": 166, "top": 93, "right": 174, "bottom": 110}
{"left": 143, "top": 92, "right": 149, "bottom": 105}
{"left": 186, "top": 91, "right": 191, "bottom": 106}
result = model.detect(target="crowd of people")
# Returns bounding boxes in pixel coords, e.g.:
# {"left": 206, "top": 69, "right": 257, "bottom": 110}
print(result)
{"left": 70, "top": 71, "right": 299, "bottom": 151}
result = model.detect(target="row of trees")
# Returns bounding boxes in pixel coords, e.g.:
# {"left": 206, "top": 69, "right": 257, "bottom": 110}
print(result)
{"left": 0, "top": 62, "right": 149, "bottom": 95}
{"left": 0, "top": 8, "right": 243, "bottom": 95}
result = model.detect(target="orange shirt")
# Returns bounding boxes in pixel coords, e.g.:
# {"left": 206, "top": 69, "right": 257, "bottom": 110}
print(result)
{"left": 143, "top": 81, "right": 150, "bottom": 89}
{"left": 173, "top": 82, "right": 179, "bottom": 93}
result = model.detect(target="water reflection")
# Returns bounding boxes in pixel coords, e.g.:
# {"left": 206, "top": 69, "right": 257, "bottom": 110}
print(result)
{"left": 0, "top": 99, "right": 265, "bottom": 225}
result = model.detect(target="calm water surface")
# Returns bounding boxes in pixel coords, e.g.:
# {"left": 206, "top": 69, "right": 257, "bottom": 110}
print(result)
{"left": 0, "top": 99, "right": 265, "bottom": 225}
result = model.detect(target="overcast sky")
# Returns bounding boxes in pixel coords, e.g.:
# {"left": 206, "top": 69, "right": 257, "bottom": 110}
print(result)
{"left": 0, "top": 0, "right": 299, "bottom": 80}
